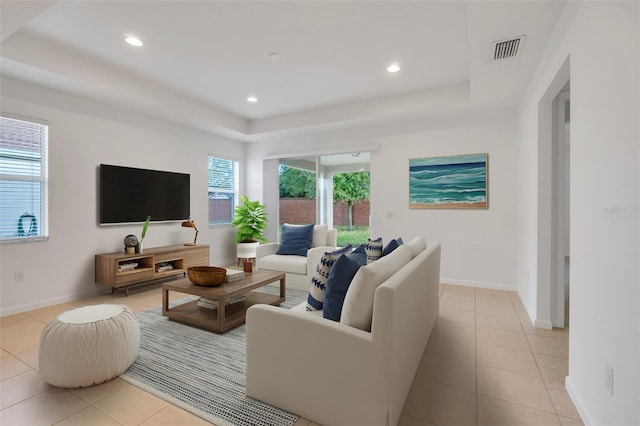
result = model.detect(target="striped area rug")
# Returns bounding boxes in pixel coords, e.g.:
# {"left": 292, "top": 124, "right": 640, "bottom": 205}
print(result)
{"left": 121, "top": 288, "right": 307, "bottom": 426}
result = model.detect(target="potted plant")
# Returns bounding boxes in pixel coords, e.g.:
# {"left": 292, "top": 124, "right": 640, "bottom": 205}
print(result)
{"left": 232, "top": 196, "right": 267, "bottom": 266}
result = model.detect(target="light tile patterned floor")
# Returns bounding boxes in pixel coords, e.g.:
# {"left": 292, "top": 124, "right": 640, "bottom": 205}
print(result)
{"left": 0, "top": 284, "right": 581, "bottom": 425}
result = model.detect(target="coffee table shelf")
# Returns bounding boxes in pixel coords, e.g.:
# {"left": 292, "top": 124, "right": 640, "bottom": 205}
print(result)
{"left": 162, "top": 270, "right": 285, "bottom": 333}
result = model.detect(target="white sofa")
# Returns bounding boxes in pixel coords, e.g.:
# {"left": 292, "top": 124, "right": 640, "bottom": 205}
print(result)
{"left": 255, "top": 224, "right": 338, "bottom": 291}
{"left": 246, "top": 239, "right": 441, "bottom": 426}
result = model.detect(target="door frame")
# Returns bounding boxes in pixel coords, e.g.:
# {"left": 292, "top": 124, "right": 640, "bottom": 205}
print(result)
{"left": 551, "top": 90, "right": 570, "bottom": 328}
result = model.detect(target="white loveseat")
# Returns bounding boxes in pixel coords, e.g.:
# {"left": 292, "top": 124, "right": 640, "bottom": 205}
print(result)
{"left": 246, "top": 238, "right": 441, "bottom": 426}
{"left": 255, "top": 224, "right": 337, "bottom": 291}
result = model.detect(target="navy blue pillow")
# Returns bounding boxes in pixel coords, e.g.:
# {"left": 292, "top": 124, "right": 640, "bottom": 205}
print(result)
{"left": 276, "top": 224, "right": 315, "bottom": 256}
{"left": 382, "top": 237, "right": 403, "bottom": 256}
{"left": 323, "top": 251, "right": 367, "bottom": 321}
{"left": 352, "top": 244, "right": 366, "bottom": 255}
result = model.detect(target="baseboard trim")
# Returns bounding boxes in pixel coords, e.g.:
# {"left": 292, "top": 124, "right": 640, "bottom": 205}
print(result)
{"left": 566, "top": 376, "right": 591, "bottom": 425}
{"left": 441, "top": 278, "right": 517, "bottom": 291}
{"left": 0, "top": 288, "right": 111, "bottom": 317}
{"left": 534, "top": 319, "right": 553, "bottom": 330}
{"left": 518, "top": 289, "right": 538, "bottom": 327}
{"left": 2, "top": 260, "right": 237, "bottom": 317}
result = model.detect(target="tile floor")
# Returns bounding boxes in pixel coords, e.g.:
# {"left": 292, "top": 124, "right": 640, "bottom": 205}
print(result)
{"left": 0, "top": 284, "right": 582, "bottom": 425}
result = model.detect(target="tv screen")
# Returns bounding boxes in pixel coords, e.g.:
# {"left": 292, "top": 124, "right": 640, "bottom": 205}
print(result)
{"left": 99, "top": 164, "right": 190, "bottom": 224}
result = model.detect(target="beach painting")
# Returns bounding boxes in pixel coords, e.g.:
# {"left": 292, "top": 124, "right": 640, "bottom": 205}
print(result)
{"left": 409, "top": 153, "right": 488, "bottom": 209}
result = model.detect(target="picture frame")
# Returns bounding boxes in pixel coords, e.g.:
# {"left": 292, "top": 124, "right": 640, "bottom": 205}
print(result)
{"left": 409, "top": 153, "right": 488, "bottom": 209}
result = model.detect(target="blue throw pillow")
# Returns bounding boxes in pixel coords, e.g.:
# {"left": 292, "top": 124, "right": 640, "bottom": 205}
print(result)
{"left": 352, "top": 243, "right": 366, "bottom": 255}
{"left": 306, "top": 245, "right": 352, "bottom": 311}
{"left": 364, "top": 237, "right": 383, "bottom": 264}
{"left": 382, "top": 237, "right": 403, "bottom": 256}
{"left": 276, "top": 224, "right": 315, "bottom": 256}
{"left": 323, "top": 251, "right": 367, "bottom": 321}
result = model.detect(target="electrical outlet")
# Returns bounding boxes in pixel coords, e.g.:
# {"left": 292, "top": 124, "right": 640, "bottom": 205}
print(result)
{"left": 14, "top": 272, "right": 24, "bottom": 283}
{"left": 606, "top": 364, "right": 614, "bottom": 395}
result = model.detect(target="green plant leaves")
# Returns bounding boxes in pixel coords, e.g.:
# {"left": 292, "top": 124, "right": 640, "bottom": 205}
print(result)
{"left": 232, "top": 196, "right": 267, "bottom": 243}
{"left": 141, "top": 215, "right": 151, "bottom": 240}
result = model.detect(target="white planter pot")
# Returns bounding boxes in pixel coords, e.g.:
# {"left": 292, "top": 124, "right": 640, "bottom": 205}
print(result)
{"left": 237, "top": 241, "right": 259, "bottom": 259}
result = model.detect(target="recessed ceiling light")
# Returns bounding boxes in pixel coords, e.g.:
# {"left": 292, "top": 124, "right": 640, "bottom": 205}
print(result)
{"left": 268, "top": 52, "right": 281, "bottom": 61}
{"left": 387, "top": 63, "right": 401, "bottom": 73}
{"left": 247, "top": 96, "right": 258, "bottom": 103}
{"left": 125, "top": 36, "right": 143, "bottom": 47}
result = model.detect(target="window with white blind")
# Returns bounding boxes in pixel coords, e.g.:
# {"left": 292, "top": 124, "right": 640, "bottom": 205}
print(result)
{"left": 208, "top": 156, "right": 238, "bottom": 225}
{"left": 0, "top": 115, "right": 49, "bottom": 242}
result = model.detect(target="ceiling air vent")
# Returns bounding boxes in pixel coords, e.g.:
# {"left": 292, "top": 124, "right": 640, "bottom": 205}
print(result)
{"left": 492, "top": 35, "right": 525, "bottom": 60}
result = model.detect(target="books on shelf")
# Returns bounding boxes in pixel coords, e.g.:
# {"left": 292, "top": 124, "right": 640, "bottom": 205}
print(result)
{"left": 225, "top": 269, "right": 245, "bottom": 282}
{"left": 197, "top": 295, "right": 246, "bottom": 310}
{"left": 156, "top": 262, "right": 174, "bottom": 272}
{"left": 118, "top": 262, "right": 138, "bottom": 272}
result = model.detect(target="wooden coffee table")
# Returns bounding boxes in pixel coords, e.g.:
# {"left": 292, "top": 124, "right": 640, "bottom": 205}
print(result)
{"left": 162, "top": 270, "right": 286, "bottom": 333}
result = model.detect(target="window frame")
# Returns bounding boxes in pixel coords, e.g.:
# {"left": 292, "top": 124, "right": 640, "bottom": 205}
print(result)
{"left": 0, "top": 113, "right": 49, "bottom": 243}
{"left": 207, "top": 155, "right": 239, "bottom": 226}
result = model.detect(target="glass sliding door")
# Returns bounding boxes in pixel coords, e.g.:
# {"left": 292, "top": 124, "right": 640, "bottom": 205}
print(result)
{"left": 319, "top": 153, "right": 370, "bottom": 246}
{"left": 278, "top": 157, "right": 317, "bottom": 238}
{"left": 271, "top": 152, "right": 371, "bottom": 246}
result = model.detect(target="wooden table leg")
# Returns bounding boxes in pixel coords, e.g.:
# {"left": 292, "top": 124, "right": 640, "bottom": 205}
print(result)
{"left": 218, "top": 299, "right": 225, "bottom": 332}
{"left": 280, "top": 275, "right": 286, "bottom": 299}
{"left": 162, "top": 287, "right": 169, "bottom": 315}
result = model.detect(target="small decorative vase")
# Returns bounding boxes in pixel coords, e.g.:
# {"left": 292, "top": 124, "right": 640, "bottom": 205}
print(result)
{"left": 243, "top": 259, "right": 253, "bottom": 273}
{"left": 135, "top": 241, "right": 143, "bottom": 254}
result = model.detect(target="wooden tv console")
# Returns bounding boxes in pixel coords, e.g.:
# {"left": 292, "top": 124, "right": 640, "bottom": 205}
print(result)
{"left": 95, "top": 244, "right": 209, "bottom": 295}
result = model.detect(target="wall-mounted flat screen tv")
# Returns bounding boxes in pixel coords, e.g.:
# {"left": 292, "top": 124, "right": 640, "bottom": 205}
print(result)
{"left": 99, "top": 164, "right": 190, "bottom": 224}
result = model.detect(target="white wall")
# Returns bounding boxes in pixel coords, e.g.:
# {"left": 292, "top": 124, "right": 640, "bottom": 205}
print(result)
{"left": 370, "top": 123, "right": 518, "bottom": 289}
{"left": 247, "top": 117, "right": 519, "bottom": 290}
{"left": 0, "top": 78, "right": 245, "bottom": 315}
{"left": 518, "top": 2, "right": 639, "bottom": 424}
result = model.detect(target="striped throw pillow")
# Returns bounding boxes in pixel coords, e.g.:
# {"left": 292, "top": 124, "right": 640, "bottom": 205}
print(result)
{"left": 364, "top": 237, "right": 383, "bottom": 264}
{"left": 306, "top": 245, "right": 352, "bottom": 311}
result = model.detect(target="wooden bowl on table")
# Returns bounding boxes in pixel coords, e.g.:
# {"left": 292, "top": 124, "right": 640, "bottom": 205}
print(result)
{"left": 187, "top": 266, "right": 226, "bottom": 286}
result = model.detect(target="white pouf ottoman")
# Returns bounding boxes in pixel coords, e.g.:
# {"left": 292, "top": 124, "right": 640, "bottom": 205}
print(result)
{"left": 39, "top": 304, "right": 140, "bottom": 388}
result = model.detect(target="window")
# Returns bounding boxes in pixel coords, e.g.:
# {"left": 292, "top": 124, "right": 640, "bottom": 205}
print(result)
{"left": 277, "top": 154, "right": 371, "bottom": 246}
{"left": 208, "top": 156, "right": 238, "bottom": 225}
{"left": 0, "top": 115, "right": 49, "bottom": 242}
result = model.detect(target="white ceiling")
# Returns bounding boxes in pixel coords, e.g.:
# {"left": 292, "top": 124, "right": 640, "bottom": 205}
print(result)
{"left": 0, "top": 1, "right": 565, "bottom": 142}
